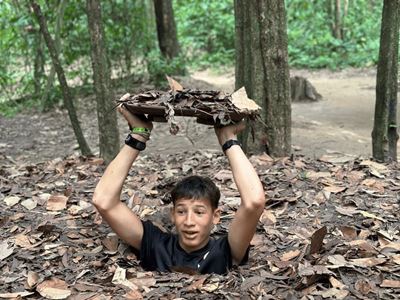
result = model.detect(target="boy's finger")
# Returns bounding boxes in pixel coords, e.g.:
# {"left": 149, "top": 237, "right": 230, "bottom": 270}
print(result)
{"left": 118, "top": 105, "right": 137, "bottom": 124}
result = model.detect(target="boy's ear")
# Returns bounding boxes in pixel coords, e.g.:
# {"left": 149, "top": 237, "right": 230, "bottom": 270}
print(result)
{"left": 212, "top": 208, "right": 221, "bottom": 224}
{"left": 170, "top": 207, "right": 175, "bottom": 224}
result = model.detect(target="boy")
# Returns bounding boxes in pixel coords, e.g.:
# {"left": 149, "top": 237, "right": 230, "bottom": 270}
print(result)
{"left": 92, "top": 106, "right": 265, "bottom": 274}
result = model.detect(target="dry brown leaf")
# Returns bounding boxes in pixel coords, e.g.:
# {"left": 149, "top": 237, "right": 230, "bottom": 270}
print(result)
{"left": 128, "top": 276, "right": 156, "bottom": 289}
{"left": 46, "top": 195, "right": 68, "bottom": 211}
{"left": 166, "top": 75, "right": 183, "bottom": 92}
{"left": 350, "top": 257, "right": 386, "bottom": 267}
{"left": 339, "top": 226, "right": 357, "bottom": 240}
{"left": 250, "top": 234, "right": 264, "bottom": 247}
{"left": 139, "top": 207, "right": 156, "bottom": 218}
{"left": 124, "top": 290, "right": 144, "bottom": 300}
{"left": 231, "top": 87, "right": 261, "bottom": 111}
{"left": 260, "top": 210, "right": 276, "bottom": 225}
{"left": 335, "top": 206, "right": 358, "bottom": 217}
{"left": 306, "top": 171, "right": 331, "bottom": 179}
{"left": 392, "top": 254, "right": 400, "bottom": 265}
{"left": 355, "top": 278, "right": 375, "bottom": 295}
{"left": 0, "top": 240, "right": 14, "bottom": 261}
{"left": 186, "top": 275, "right": 208, "bottom": 291}
{"left": 214, "top": 169, "right": 233, "bottom": 182}
{"left": 14, "top": 234, "right": 32, "bottom": 249}
{"left": 27, "top": 271, "right": 40, "bottom": 288}
{"left": 360, "top": 160, "right": 388, "bottom": 173}
{"left": 102, "top": 234, "right": 119, "bottom": 254}
{"left": 362, "top": 178, "right": 377, "bottom": 186}
{"left": 327, "top": 255, "right": 347, "bottom": 268}
{"left": 310, "top": 226, "right": 327, "bottom": 254}
{"left": 380, "top": 279, "right": 400, "bottom": 288}
{"left": 329, "top": 276, "right": 347, "bottom": 289}
{"left": 4, "top": 195, "right": 21, "bottom": 207}
{"left": 381, "top": 242, "right": 400, "bottom": 252}
{"left": 0, "top": 291, "right": 34, "bottom": 298}
{"left": 313, "top": 288, "right": 349, "bottom": 299}
{"left": 201, "top": 282, "right": 219, "bottom": 292}
{"left": 298, "top": 264, "right": 334, "bottom": 277}
{"left": 348, "top": 240, "right": 378, "bottom": 255}
{"left": 21, "top": 198, "right": 37, "bottom": 210}
{"left": 112, "top": 266, "right": 137, "bottom": 290}
{"left": 281, "top": 249, "right": 301, "bottom": 261}
{"left": 378, "top": 229, "right": 395, "bottom": 240}
{"left": 346, "top": 170, "right": 365, "bottom": 183}
{"left": 323, "top": 185, "right": 346, "bottom": 193}
{"left": 36, "top": 278, "right": 71, "bottom": 299}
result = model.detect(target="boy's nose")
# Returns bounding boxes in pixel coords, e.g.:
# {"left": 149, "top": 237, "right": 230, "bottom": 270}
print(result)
{"left": 184, "top": 211, "right": 195, "bottom": 225}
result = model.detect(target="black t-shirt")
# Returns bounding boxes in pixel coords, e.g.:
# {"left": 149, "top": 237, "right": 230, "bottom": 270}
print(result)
{"left": 136, "top": 220, "right": 248, "bottom": 275}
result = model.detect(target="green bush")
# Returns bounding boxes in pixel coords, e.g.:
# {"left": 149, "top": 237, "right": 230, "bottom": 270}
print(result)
{"left": 146, "top": 50, "right": 186, "bottom": 87}
{"left": 174, "top": 0, "right": 235, "bottom": 68}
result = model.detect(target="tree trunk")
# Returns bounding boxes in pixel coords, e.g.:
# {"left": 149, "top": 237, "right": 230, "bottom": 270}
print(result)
{"left": 33, "top": 31, "right": 44, "bottom": 96}
{"left": 41, "top": 0, "right": 67, "bottom": 110}
{"left": 30, "top": 0, "right": 92, "bottom": 156}
{"left": 153, "top": 0, "right": 180, "bottom": 60}
{"left": 372, "top": 0, "right": 400, "bottom": 162}
{"left": 86, "top": 0, "right": 120, "bottom": 163}
{"left": 334, "top": 0, "right": 342, "bottom": 39}
{"left": 235, "top": 0, "right": 291, "bottom": 156}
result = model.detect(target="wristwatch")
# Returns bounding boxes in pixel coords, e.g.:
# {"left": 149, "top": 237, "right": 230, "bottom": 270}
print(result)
{"left": 125, "top": 134, "right": 146, "bottom": 151}
{"left": 222, "top": 139, "right": 241, "bottom": 153}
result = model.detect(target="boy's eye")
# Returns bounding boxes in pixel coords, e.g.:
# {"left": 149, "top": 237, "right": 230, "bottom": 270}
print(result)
{"left": 195, "top": 210, "right": 205, "bottom": 215}
{"left": 177, "top": 210, "right": 186, "bottom": 215}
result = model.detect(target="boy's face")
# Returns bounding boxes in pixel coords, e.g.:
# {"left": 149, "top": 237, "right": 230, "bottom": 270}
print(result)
{"left": 171, "top": 197, "right": 220, "bottom": 253}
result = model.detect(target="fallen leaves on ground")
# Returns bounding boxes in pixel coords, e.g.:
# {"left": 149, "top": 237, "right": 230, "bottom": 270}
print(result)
{"left": 0, "top": 152, "right": 399, "bottom": 299}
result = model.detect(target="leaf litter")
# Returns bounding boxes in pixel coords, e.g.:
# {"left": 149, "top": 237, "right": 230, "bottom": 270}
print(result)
{"left": 0, "top": 152, "right": 399, "bottom": 299}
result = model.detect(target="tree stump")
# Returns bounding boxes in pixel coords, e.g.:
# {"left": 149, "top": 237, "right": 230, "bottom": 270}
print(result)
{"left": 290, "top": 76, "right": 322, "bottom": 102}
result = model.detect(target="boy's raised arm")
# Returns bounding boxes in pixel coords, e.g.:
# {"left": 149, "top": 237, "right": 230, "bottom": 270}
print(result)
{"left": 92, "top": 106, "right": 152, "bottom": 250}
{"left": 215, "top": 122, "right": 266, "bottom": 264}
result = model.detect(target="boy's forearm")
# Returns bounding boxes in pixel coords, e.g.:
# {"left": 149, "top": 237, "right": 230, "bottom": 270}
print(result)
{"left": 93, "top": 145, "right": 140, "bottom": 211}
{"left": 225, "top": 146, "right": 265, "bottom": 208}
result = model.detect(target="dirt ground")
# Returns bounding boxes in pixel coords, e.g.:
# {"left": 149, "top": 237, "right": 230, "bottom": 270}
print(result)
{"left": 1, "top": 68, "right": 399, "bottom": 163}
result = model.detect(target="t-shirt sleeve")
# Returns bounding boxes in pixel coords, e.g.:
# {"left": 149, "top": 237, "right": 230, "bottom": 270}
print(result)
{"left": 226, "top": 237, "right": 250, "bottom": 266}
{"left": 137, "top": 220, "right": 165, "bottom": 270}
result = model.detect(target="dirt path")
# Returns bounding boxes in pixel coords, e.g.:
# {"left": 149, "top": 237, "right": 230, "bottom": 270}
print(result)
{"left": 192, "top": 68, "right": 400, "bottom": 159}
{"left": 1, "top": 68, "right": 399, "bottom": 163}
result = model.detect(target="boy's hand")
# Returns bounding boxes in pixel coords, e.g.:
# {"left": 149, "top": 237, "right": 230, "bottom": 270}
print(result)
{"left": 118, "top": 104, "right": 153, "bottom": 131}
{"left": 214, "top": 121, "right": 246, "bottom": 146}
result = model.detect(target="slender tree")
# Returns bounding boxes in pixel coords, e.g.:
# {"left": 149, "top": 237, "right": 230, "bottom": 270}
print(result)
{"left": 41, "top": 0, "right": 67, "bottom": 110}
{"left": 33, "top": 30, "right": 44, "bottom": 96}
{"left": 372, "top": 0, "right": 400, "bottom": 162}
{"left": 153, "top": 0, "right": 180, "bottom": 60}
{"left": 235, "top": 0, "right": 291, "bottom": 156}
{"left": 30, "top": 0, "right": 92, "bottom": 156}
{"left": 86, "top": 0, "right": 120, "bottom": 163}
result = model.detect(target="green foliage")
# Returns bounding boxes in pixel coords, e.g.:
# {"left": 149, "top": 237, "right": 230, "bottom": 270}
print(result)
{"left": 286, "top": 0, "right": 382, "bottom": 68}
{"left": 0, "top": 0, "right": 388, "bottom": 116}
{"left": 174, "top": 0, "right": 235, "bottom": 68}
{"left": 146, "top": 50, "right": 186, "bottom": 87}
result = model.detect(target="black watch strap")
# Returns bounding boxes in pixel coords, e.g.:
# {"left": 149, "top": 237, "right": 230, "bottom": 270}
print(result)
{"left": 222, "top": 139, "right": 241, "bottom": 153}
{"left": 125, "top": 134, "right": 146, "bottom": 151}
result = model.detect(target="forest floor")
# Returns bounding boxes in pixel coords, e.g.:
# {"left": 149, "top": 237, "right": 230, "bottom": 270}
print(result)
{"left": 1, "top": 69, "right": 400, "bottom": 299}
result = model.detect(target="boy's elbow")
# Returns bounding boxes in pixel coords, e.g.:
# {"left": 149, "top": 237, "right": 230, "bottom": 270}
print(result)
{"left": 244, "top": 191, "right": 266, "bottom": 213}
{"left": 252, "top": 193, "right": 266, "bottom": 212}
{"left": 92, "top": 191, "right": 112, "bottom": 212}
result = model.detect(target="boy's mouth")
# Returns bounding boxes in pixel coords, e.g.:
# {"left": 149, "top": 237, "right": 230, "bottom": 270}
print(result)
{"left": 182, "top": 231, "right": 198, "bottom": 239}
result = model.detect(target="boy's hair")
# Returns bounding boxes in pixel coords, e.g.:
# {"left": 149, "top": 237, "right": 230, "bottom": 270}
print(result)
{"left": 171, "top": 175, "right": 220, "bottom": 210}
